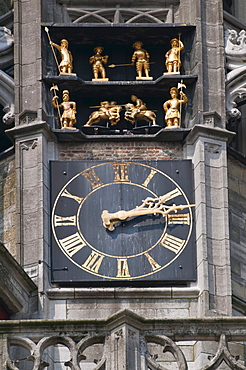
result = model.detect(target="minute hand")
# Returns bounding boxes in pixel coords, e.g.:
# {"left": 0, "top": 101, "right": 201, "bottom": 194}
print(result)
{"left": 101, "top": 193, "right": 195, "bottom": 231}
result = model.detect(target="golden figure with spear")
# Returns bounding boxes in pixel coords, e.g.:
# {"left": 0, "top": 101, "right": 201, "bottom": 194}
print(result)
{"left": 164, "top": 35, "right": 184, "bottom": 74}
{"left": 163, "top": 81, "right": 188, "bottom": 128}
{"left": 45, "top": 27, "right": 75, "bottom": 75}
{"left": 52, "top": 89, "right": 77, "bottom": 129}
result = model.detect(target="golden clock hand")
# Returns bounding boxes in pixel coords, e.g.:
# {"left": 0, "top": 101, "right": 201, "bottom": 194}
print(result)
{"left": 101, "top": 193, "right": 195, "bottom": 231}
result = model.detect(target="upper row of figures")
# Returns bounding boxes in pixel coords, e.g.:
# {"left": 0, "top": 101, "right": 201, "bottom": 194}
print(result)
{"left": 45, "top": 28, "right": 184, "bottom": 80}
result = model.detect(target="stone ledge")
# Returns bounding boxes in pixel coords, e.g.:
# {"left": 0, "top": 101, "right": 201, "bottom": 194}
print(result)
{"left": 185, "top": 124, "right": 235, "bottom": 145}
{"left": 46, "top": 286, "right": 200, "bottom": 300}
{"left": 1, "top": 309, "right": 246, "bottom": 339}
{"left": 5, "top": 120, "right": 57, "bottom": 143}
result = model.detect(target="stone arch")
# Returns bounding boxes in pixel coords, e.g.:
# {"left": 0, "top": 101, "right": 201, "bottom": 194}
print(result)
{"left": 69, "top": 7, "right": 173, "bottom": 24}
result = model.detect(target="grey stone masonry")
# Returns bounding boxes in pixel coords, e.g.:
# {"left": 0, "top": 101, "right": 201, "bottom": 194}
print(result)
{"left": 1, "top": 311, "right": 246, "bottom": 369}
{"left": 184, "top": 125, "right": 235, "bottom": 317}
{"left": 0, "top": 242, "right": 37, "bottom": 318}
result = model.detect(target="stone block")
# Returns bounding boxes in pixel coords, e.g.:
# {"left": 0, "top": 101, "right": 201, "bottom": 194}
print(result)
{"left": 21, "top": 63, "right": 38, "bottom": 87}
{"left": 214, "top": 265, "right": 231, "bottom": 296}
{"left": 205, "top": 146, "right": 227, "bottom": 169}
{"left": 196, "top": 234, "right": 208, "bottom": 267}
{"left": 228, "top": 176, "right": 240, "bottom": 194}
{"left": 205, "top": 165, "right": 228, "bottom": 189}
{"left": 66, "top": 298, "right": 193, "bottom": 320}
{"left": 191, "top": 140, "right": 205, "bottom": 169}
{"left": 203, "top": 111, "right": 222, "bottom": 127}
{"left": 211, "top": 294, "right": 232, "bottom": 315}
{"left": 196, "top": 255, "right": 209, "bottom": 293}
{"left": 206, "top": 206, "right": 229, "bottom": 240}
{"left": 228, "top": 158, "right": 244, "bottom": 181}
{"left": 193, "top": 162, "right": 206, "bottom": 190}
{"left": 232, "top": 281, "right": 246, "bottom": 302}
{"left": 194, "top": 202, "right": 207, "bottom": 238}
{"left": 206, "top": 186, "right": 228, "bottom": 209}
{"left": 239, "top": 181, "right": 246, "bottom": 198}
{"left": 22, "top": 187, "right": 39, "bottom": 214}
{"left": 21, "top": 23, "right": 40, "bottom": 63}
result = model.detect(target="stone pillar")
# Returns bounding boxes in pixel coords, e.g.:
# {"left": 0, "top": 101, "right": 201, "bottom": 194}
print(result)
{"left": 6, "top": 121, "right": 58, "bottom": 319}
{"left": 108, "top": 324, "right": 142, "bottom": 369}
{"left": 184, "top": 125, "right": 234, "bottom": 317}
{"left": 179, "top": 0, "right": 226, "bottom": 128}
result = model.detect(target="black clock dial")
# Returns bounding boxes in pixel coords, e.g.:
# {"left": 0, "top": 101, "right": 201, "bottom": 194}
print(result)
{"left": 51, "top": 161, "right": 196, "bottom": 283}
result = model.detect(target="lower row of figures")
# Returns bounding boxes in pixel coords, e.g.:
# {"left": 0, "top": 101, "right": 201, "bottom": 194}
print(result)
{"left": 51, "top": 83, "right": 188, "bottom": 130}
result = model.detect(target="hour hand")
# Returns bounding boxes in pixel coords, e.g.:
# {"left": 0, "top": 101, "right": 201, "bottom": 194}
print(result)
{"left": 101, "top": 193, "right": 195, "bottom": 231}
{"left": 101, "top": 208, "right": 159, "bottom": 231}
{"left": 101, "top": 210, "right": 132, "bottom": 231}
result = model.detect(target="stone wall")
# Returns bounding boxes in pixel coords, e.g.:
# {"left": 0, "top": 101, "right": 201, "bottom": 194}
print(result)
{"left": 0, "top": 154, "right": 16, "bottom": 258}
{"left": 58, "top": 141, "right": 183, "bottom": 161}
{"left": 228, "top": 153, "right": 246, "bottom": 313}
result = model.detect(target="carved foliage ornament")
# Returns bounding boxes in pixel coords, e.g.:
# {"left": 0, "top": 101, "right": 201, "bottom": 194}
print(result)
{"left": 225, "top": 29, "right": 246, "bottom": 119}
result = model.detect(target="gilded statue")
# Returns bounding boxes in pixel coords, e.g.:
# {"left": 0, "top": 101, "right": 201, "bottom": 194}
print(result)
{"left": 50, "top": 38, "right": 73, "bottom": 74}
{"left": 131, "top": 41, "right": 153, "bottom": 80}
{"left": 165, "top": 37, "right": 184, "bottom": 74}
{"left": 89, "top": 46, "right": 109, "bottom": 80}
{"left": 163, "top": 85, "right": 188, "bottom": 128}
{"left": 85, "top": 101, "right": 122, "bottom": 126}
{"left": 52, "top": 90, "right": 77, "bottom": 129}
{"left": 124, "top": 95, "right": 157, "bottom": 126}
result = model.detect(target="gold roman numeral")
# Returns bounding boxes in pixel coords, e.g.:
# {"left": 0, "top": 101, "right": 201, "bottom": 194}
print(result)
{"left": 117, "top": 258, "right": 131, "bottom": 277}
{"left": 82, "top": 168, "right": 103, "bottom": 189}
{"left": 164, "top": 188, "right": 182, "bottom": 201}
{"left": 160, "top": 234, "right": 185, "bottom": 254}
{"left": 112, "top": 163, "right": 129, "bottom": 181}
{"left": 142, "top": 169, "right": 157, "bottom": 187}
{"left": 61, "top": 189, "right": 84, "bottom": 204}
{"left": 168, "top": 213, "right": 190, "bottom": 225}
{"left": 59, "top": 232, "right": 86, "bottom": 257}
{"left": 54, "top": 215, "right": 76, "bottom": 227}
{"left": 144, "top": 252, "right": 161, "bottom": 271}
{"left": 82, "top": 251, "right": 104, "bottom": 273}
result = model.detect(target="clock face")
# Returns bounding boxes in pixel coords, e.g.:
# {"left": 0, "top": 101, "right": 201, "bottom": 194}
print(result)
{"left": 51, "top": 160, "right": 196, "bottom": 284}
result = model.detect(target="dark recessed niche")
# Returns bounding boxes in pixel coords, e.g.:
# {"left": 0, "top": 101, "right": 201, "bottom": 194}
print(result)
{"left": 42, "top": 23, "right": 197, "bottom": 136}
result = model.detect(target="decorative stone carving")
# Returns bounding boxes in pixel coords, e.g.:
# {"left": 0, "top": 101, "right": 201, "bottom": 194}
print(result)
{"left": 68, "top": 6, "right": 174, "bottom": 24}
{"left": 4, "top": 309, "right": 246, "bottom": 369}
{"left": 225, "top": 29, "right": 246, "bottom": 119}
{"left": 19, "top": 110, "right": 37, "bottom": 126}
{"left": 204, "top": 142, "right": 222, "bottom": 154}
{"left": 2, "top": 104, "right": 14, "bottom": 125}
{"left": 0, "top": 70, "right": 14, "bottom": 125}
{"left": 204, "top": 334, "right": 246, "bottom": 370}
{"left": 0, "top": 26, "right": 14, "bottom": 69}
{"left": 20, "top": 139, "right": 38, "bottom": 151}
{"left": 225, "top": 29, "right": 246, "bottom": 70}
{"left": 203, "top": 111, "right": 221, "bottom": 127}
{"left": 7, "top": 331, "right": 245, "bottom": 369}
